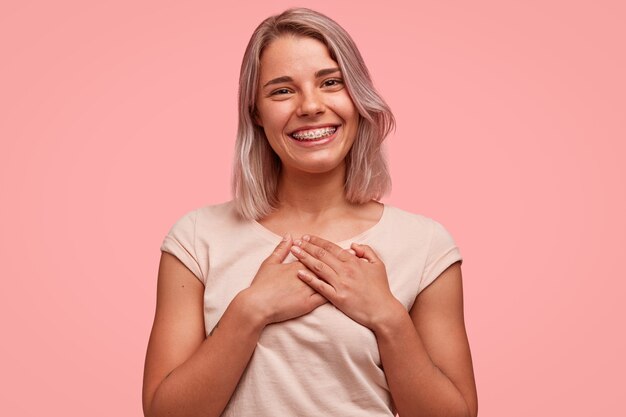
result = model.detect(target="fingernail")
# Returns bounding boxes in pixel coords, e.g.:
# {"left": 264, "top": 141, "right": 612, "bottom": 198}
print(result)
{"left": 291, "top": 246, "right": 301, "bottom": 254}
{"left": 294, "top": 239, "right": 302, "bottom": 246}
{"left": 297, "top": 269, "right": 310, "bottom": 280}
{"left": 282, "top": 233, "right": 291, "bottom": 242}
{"left": 303, "top": 235, "right": 311, "bottom": 241}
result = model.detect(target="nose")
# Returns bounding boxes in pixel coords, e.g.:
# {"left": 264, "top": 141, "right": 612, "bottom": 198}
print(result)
{"left": 296, "top": 88, "right": 325, "bottom": 117}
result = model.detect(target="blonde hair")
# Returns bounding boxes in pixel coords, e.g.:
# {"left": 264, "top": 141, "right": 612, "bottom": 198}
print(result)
{"left": 232, "top": 7, "right": 395, "bottom": 220}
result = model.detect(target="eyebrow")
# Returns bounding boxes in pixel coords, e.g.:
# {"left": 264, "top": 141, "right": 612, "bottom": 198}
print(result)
{"left": 262, "top": 67, "right": 341, "bottom": 88}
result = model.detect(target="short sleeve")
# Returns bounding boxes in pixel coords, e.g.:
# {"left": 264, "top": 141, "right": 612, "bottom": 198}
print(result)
{"left": 418, "top": 220, "right": 463, "bottom": 293}
{"left": 160, "top": 209, "right": 205, "bottom": 284}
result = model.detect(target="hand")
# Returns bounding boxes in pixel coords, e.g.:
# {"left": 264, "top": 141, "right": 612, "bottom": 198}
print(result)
{"left": 244, "top": 234, "right": 327, "bottom": 326}
{"left": 290, "top": 235, "right": 403, "bottom": 331}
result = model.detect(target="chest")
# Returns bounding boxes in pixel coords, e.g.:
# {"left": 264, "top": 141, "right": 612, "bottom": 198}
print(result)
{"left": 201, "top": 237, "right": 426, "bottom": 338}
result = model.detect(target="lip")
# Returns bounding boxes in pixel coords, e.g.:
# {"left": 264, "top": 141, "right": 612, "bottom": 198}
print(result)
{"left": 288, "top": 124, "right": 340, "bottom": 136}
{"left": 287, "top": 125, "right": 341, "bottom": 148}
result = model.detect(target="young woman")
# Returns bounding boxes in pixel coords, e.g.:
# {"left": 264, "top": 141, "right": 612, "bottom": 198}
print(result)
{"left": 143, "top": 8, "right": 477, "bottom": 417}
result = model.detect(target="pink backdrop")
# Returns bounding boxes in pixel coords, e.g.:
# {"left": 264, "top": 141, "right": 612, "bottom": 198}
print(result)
{"left": 1, "top": 0, "right": 624, "bottom": 415}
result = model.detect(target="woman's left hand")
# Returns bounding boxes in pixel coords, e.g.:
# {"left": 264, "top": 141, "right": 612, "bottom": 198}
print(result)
{"left": 290, "top": 235, "right": 403, "bottom": 331}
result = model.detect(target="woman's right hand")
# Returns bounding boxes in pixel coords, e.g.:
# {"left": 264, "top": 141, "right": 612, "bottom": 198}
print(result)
{"left": 242, "top": 234, "right": 328, "bottom": 325}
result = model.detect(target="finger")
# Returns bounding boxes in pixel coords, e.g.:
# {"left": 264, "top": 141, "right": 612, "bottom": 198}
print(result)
{"left": 295, "top": 235, "right": 354, "bottom": 266}
{"left": 307, "top": 292, "right": 328, "bottom": 310}
{"left": 302, "top": 235, "right": 352, "bottom": 261}
{"left": 350, "top": 243, "right": 381, "bottom": 264}
{"left": 291, "top": 240, "right": 345, "bottom": 285}
{"left": 347, "top": 248, "right": 368, "bottom": 262}
{"left": 297, "top": 269, "right": 337, "bottom": 303}
{"left": 265, "top": 234, "right": 293, "bottom": 264}
{"left": 290, "top": 244, "right": 339, "bottom": 287}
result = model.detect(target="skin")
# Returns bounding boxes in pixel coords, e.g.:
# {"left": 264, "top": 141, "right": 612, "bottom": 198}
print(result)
{"left": 291, "top": 236, "right": 478, "bottom": 417}
{"left": 254, "top": 34, "right": 359, "bottom": 176}
{"left": 142, "top": 34, "right": 477, "bottom": 417}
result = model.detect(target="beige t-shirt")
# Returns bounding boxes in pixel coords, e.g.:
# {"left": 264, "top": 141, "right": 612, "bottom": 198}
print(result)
{"left": 160, "top": 200, "right": 462, "bottom": 416}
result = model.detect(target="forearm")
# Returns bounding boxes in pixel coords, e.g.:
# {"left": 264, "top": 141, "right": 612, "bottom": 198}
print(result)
{"left": 147, "top": 291, "right": 265, "bottom": 417}
{"left": 374, "top": 303, "right": 471, "bottom": 417}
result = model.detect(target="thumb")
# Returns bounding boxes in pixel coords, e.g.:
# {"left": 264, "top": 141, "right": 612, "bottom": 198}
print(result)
{"left": 265, "top": 234, "right": 293, "bottom": 264}
{"left": 350, "top": 243, "right": 380, "bottom": 264}
{"left": 308, "top": 292, "right": 328, "bottom": 310}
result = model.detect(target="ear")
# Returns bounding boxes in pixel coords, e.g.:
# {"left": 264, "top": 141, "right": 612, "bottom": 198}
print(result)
{"left": 252, "top": 109, "right": 263, "bottom": 127}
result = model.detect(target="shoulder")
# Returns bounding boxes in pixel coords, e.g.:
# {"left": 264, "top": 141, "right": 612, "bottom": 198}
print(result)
{"left": 160, "top": 201, "right": 243, "bottom": 284}
{"left": 383, "top": 204, "right": 455, "bottom": 242}
{"left": 166, "top": 200, "right": 239, "bottom": 229}
{"left": 384, "top": 204, "right": 433, "bottom": 226}
{"left": 194, "top": 200, "right": 255, "bottom": 235}
{"left": 165, "top": 200, "right": 261, "bottom": 249}
{"left": 382, "top": 204, "right": 462, "bottom": 267}
{"left": 162, "top": 200, "right": 251, "bottom": 249}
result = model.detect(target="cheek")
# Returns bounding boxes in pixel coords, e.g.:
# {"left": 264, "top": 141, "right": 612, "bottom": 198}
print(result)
{"left": 262, "top": 123, "right": 288, "bottom": 153}
{"left": 262, "top": 105, "right": 293, "bottom": 130}
{"left": 330, "top": 96, "right": 358, "bottom": 122}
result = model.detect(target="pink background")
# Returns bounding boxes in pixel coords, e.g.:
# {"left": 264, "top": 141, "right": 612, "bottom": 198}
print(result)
{"left": 1, "top": 0, "right": 624, "bottom": 415}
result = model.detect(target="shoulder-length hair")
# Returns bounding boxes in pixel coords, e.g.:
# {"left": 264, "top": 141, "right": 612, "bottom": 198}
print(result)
{"left": 232, "top": 7, "right": 395, "bottom": 220}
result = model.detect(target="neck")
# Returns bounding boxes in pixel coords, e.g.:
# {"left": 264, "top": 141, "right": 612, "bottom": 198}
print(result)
{"left": 275, "top": 163, "right": 351, "bottom": 218}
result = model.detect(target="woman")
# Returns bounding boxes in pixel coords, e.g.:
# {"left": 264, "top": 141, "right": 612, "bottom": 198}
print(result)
{"left": 143, "top": 8, "right": 477, "bottom": 417}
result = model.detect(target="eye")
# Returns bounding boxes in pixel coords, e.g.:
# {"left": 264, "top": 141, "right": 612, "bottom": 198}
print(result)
{"left": 270, "top": 88, "right": 292, "bottom": 96}
{"left": 322, "top": 78, "right": 344, "bottom": 88}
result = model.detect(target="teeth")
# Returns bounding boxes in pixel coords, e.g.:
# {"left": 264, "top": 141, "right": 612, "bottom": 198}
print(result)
{"left": 291, "top": 126, "right": 337, "bottom": 140}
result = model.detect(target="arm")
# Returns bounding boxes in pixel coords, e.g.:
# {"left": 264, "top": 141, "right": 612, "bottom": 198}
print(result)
{"left": 142, "top": 235, "right": 326, "bottom": 417}
{"left": 373, "top": 261, "right": 478, "bottom": 417}
{"left": 290, "top": 237, "right": 477, "bottom": 417}
{"left": 142, "top": 252, "right": 265, "bottom": 417}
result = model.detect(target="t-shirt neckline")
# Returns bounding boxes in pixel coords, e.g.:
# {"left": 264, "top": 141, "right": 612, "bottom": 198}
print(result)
{"left": 249, "top": 204, "right": 390, "bottom": 247}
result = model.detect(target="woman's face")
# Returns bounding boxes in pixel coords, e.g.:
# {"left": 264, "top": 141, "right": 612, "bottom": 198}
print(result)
{"left": 255, "top": 35, "right": 359, "bottom": 176}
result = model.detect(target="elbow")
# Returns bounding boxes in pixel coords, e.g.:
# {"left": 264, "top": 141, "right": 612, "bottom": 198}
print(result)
{"left": 143, "top": 392, "right": 171, "bottom": 417}
{"left": 450, "top": 394, "right": 477, "bottom": 417}
{"left": 470, "top": 402, "right": 478, "bottom": 417}
{"left": 462, "top": 396, "right": 478, "bottom": 417}
{"left": 142, "top": 389, "right": 154, "bottom": 417}
{"left": 142, "top": 383, "right": 164, "bottom": 417}
{"left": 402, "top": 400, "right": 476, "bottom": 417}
{"left": 432, "top": 392, "right": 476, "bottom": 417}
{"left": 468, "top": 390, "right": 478, "bottom": 417}
{"left": 142, "top": 396, "right": 156, "bottom": 417}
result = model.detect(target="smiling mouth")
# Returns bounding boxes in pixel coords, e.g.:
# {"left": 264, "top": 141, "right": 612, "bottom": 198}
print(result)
{"left": 289, "top": 125, "right": 338, "bottom": 141}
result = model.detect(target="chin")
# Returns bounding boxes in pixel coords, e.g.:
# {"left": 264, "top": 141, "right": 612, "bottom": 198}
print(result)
{"left": 287, "top": 157, "right": 347, "bottom": 175}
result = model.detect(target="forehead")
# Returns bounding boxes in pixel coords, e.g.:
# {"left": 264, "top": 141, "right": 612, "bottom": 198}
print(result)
{"left": 259, "top": 36, "right": 337, "bottom": 80}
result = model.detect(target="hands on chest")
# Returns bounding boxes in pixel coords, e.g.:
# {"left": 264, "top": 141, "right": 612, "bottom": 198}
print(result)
{"left": 244, "top": 234, "right": 403, "bottom": 332}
